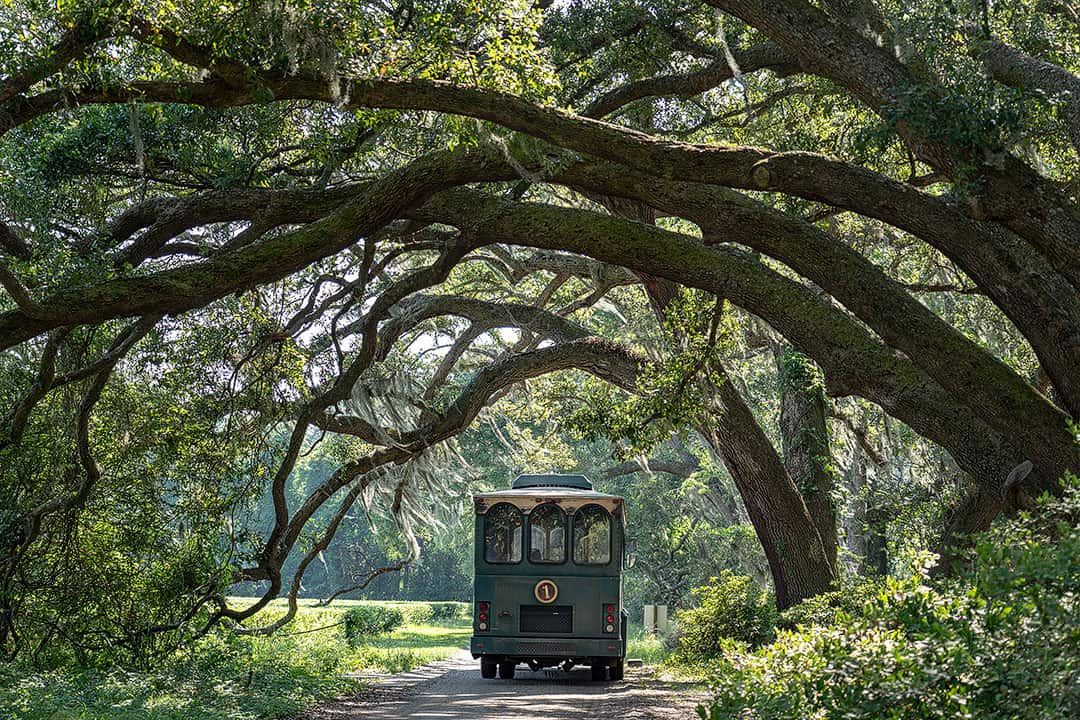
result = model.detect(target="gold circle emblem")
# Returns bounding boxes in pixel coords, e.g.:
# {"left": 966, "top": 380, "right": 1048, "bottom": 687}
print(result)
{"left": 534, "top": 579, "right": 558, "bottom": 604}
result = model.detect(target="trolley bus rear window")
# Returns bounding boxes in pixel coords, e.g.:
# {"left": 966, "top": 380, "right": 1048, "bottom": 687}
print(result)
{"left": 528, "top": 504, "right": 566, "bottom": 564}
{"left": 484, "top": 503, "right": 523, "bottom": 564}
{"left": 573, "top": 504, "right": 612, "bottom": 565}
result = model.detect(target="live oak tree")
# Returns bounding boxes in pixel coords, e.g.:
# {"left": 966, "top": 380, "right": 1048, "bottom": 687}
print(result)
{"left": 0, "top": 0, "right": 1078, "bottom": 658}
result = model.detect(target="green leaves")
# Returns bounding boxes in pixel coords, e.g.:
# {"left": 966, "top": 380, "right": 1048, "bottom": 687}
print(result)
{"left": 342, "top": 604, "right": 404, "bottom": 641}
{"left": 0, "top": 601, "right": 472, "bottom": 719}
{"left": 697, "top": 477, "right": 1080, "bottom": 720}
{"left": 568, "top": 290, "right": 729, "bottom": 457}
{"left": 675, "top": 570, "right": 778, "bottom": 661}
{"left": 882, "top": 81, "right": 1027, "bottom": 171}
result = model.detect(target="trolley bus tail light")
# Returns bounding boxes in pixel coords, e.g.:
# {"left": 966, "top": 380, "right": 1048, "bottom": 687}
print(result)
{"left": 603, "top": 603, "right": 617, "bottom": 633}
{"left": 477, "top": 601, "right": 490, "bottom": 631}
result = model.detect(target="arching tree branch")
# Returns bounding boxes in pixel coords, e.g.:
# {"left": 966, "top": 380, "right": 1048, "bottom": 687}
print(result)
{"left": 409, "top": 187, "right": 1054, "bottom": 507}
{"left": 583, "top": 42, "right": 798, "bottom": 118}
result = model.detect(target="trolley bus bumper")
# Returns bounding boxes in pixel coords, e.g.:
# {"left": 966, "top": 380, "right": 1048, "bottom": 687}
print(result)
{"left": 471, "top": 635, "right": 624, "bottom": 659}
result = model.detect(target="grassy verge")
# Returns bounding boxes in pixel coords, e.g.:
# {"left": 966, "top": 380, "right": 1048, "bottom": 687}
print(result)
{"left": 625, "top": 623, "right": 671, "bottom": 666}
{"left": 0, "top": 600, "right": 471, "bottom": 720}
{"left": 624, "top": 624, "right": 710, "bottom": 684}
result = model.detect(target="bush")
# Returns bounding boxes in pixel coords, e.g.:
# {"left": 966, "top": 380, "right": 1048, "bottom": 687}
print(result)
{"left": 430, "top": 602, "right": 468, "bottom": 622}
{"left": 698, "top": 477, "right": 1080, "bottom": 720}
{"left": 775, "top": 590, "right": 844, "bottom": 629}
{"left": 394, "top": 602, "right": 434, "bottom": 626}
{"left": 776, "top": 576, "right": 883, "bottom": 630}
{"left": 674, "top": 571, "right": 777, "bottom": 662}
{"left": 342, "top": 605, "right": 404, "bottom": 642}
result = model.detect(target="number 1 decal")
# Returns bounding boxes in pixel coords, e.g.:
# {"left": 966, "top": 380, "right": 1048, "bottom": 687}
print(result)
{"left": 534, "top": 579, "right": 559, "bottom": 604}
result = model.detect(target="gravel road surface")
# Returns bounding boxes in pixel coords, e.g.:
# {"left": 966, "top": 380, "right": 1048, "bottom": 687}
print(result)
{"left": 300, "top": 651, "right": 706, "bottom": 720}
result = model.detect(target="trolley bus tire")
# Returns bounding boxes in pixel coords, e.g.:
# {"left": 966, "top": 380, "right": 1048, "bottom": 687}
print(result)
{"left": 609, "top": 659, "right": 625, "bottom": 681}
{"left": 498, "top": 661, "right": 516, "bottom": 679}
{"left": 480, "top": 657, "right": 497, "bottom": 679}
{"left": 590, "top": 662, "right": 608, "bottom": 682}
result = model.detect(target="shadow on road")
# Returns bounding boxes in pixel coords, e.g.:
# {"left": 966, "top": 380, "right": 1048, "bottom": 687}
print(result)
{"left": 301, "top": 655, "right": 704, "bottom": 720}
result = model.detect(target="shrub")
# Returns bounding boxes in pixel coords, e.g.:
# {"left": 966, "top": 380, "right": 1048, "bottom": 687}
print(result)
{"left": 342, "top": 605, "right": 403, "bottom": 643}
{"left": 674, "top": 571, "right": 777, "bottom": 662}
{"left": 430, "top": 602, "right": 468, "bottom": 622}
{"left": 0, "top": 599, "right": 475, "bottom": 720}
{"left": 395, "top": 604, "right": 432, "bottom": 626}
{"left": 776, "top": 576, "right": 883, "bottom": 630}
{"left": 775, "top": 590, "right": 844, "bottom": 630}
{"left": 697, "top": 477, "right": 1080, "bottom": 720}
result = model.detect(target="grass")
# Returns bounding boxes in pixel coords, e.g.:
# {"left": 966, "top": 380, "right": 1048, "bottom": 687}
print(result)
{"left": 352, "top": 621, "right": 472, "bottom": 673}
{"left": 626, "top": 623, "right": 671, "bottom": 666}
{"left": 0, "top": 600, "right": 471, "bottom": 720}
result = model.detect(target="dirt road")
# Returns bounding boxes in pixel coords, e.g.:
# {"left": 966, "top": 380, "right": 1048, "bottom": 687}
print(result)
{"left": 302, "top": 651, "right": 706, "bottom": 720}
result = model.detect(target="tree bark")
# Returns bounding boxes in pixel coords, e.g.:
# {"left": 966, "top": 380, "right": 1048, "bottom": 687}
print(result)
{"left": 706, "top": 365, "right": 835, "bottom": 609}
{"left": 776, "top": 347, "right": 838, "bottom": 573}
{"left": 864, "top": 502, "right": 889, "bottom": 576}
{"left": 842, "top": 434, "right": 870, "bottom": 575}
{"left": 553, "top": 162, "right": 1080, "bottom": 461}
{"left": 707, "top": 0, "right": 1080, "bottom": 294}
{"left": 974, "top": 34, "right": 1080, "bottom": 154}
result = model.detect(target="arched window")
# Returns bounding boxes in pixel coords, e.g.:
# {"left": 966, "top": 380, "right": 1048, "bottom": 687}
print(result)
{"left": 484, "top": 503, "right": 522, "bottom": 564}
{"left": 528, "top": 504, "right": 566, "bottom": 564}
{"left": 573, "top": 504, "right": 612, "bottom": 565}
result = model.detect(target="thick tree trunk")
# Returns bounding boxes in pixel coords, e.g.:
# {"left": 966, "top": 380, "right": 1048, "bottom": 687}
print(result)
{"left": 934, "top": 488, "right": 1003, "bottom": 575}
{"left": 705, "top": 369, "right": 836, "bottom": 609}
{"left": 776, "top": 347, "right": 839, "bottom": 573}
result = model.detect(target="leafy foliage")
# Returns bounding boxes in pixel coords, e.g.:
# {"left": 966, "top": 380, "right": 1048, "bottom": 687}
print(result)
{"left": 697, "top": 479, "right": 1080, "bottom": 720}
{"left": 567, "top": 292, "right": 731, "bottom": 457}
{"left": 1, "top": 0, "right": 1078, "bottom": 703}
{"left": 0, "top": 600, "right": 470, "bottom": 720}
{"left": 774, "top": 576, "right": 882, "bottom": 631}
{"left": 342, "top": 605, "right": 405, "bottom": 641}
{"left": 429, "top": 602, "right": 469, "bottom": 622}
{"left": 674, "top": 570, "right": 777, "bottom": 661}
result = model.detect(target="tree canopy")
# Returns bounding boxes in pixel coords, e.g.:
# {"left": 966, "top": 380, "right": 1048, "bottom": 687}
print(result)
{"left": 1, "top": 0, "right": 1078, "bottom": 662}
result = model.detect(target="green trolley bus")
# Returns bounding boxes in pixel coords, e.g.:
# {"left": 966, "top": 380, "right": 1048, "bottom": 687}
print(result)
{"left": 470, "top": 473, "right": 630, "bottom": 681}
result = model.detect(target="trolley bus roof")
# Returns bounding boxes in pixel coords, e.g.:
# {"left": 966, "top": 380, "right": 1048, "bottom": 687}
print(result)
{"left": 473, "top": 486, "right": 625, "bottom": 520}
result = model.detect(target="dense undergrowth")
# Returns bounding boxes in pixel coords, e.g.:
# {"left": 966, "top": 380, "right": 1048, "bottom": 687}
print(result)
{"left": 0, "top": 593, "right": 678, "bottom": 720}
{"left": 677, "top": 478, "right": 1080, "bottom": 720}
{"left": 0, "top": 601, "right": 471, "bottom": 720}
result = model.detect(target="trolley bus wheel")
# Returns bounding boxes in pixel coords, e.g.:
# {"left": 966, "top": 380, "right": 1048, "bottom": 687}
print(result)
{"left": 480, "top": 657, "right": 497, "bottom": 679}
{"left": 609, "top": 658, "right": 625, "bottom": 681}
{"left": 498, "top": 661, "right": 516, "bottom": 679}
{"left": 590, "top": 662, "right": 608, "bottom": 682}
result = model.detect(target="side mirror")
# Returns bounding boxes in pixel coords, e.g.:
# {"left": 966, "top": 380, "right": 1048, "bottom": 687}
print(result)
{"left": 625, "top": 539, "right": 637, "bottom": 569}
